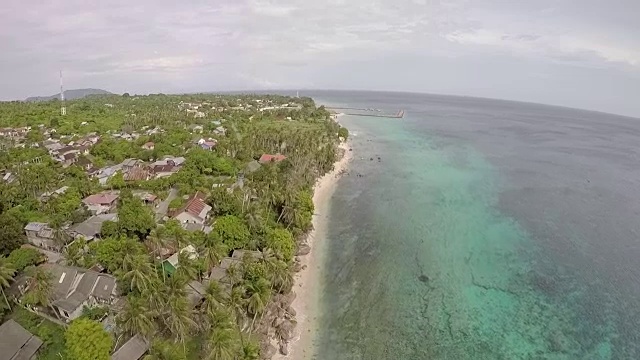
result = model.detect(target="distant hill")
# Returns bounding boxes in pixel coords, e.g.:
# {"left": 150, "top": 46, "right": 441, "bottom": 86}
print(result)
{"left": 26, "top": 88, "right": 113, "bottom": 102}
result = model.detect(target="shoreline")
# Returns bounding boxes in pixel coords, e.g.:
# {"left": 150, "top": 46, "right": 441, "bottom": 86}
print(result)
{"left": 273, "top": 135, "right": 352, "bottom": 359}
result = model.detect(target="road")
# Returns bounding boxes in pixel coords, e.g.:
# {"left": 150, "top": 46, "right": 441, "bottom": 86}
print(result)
{"left": 155, "top": 187, "right": 178, "bottom": 221}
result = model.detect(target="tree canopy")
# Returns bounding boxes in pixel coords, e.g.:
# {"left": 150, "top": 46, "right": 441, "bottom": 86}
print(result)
{"left": 65, "top": 318, "right": 113, "bottom": 360}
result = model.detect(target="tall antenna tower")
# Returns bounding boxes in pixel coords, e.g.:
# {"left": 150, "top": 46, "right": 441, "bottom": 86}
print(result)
{"left": 59, "top": 70, "right": 66, "bottom": 116}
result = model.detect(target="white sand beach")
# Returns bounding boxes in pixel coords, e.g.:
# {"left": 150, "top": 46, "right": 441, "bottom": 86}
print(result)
{"left": 273, "top": 138, "right": 352, "bottom": 359}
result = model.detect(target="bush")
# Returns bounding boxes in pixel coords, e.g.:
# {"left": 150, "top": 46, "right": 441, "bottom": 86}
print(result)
{"left": 7, "top": 247, "right": 45, "bottom": 272}
{"left": 338, "top": 126, "right": 349, "bottom": 139}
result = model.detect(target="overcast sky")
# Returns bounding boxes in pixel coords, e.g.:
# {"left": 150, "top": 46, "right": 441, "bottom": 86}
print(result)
{"left": 1, "top": 0, "right": 639, "bottom": 117}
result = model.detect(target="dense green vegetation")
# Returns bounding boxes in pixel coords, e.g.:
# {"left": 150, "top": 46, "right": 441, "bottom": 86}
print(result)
{"left": 0, "top": 93, "right": 343, "bottom": 359}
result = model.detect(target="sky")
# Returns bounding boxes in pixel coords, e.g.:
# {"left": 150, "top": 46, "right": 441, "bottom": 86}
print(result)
{"left": 1, "top": 0, "right": 639, "bottom": 117}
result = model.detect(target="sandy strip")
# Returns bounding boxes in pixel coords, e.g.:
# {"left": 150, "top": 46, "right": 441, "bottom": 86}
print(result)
{"left": 273, "top": 138, "right": 353, "bottom": 359}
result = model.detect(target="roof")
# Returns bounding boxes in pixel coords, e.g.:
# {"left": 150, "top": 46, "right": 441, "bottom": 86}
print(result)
{"left": 0, "top": 319, "right": 43, "bottom": 360}
{"left": 245, "top": 160, "right": 261, "bottom": 173}
{"left": 209, "top": 257, "right": 240, "bottom": 283}
{"left": 70, "top": 213, "right": 118, "bottom": 239}
{"left": 152, "top": 164, "right": 175, "bottom": 173}
{"left": 42, "top": 263, "right": 78, "bottom": 301}
{"left": 259, "top": 153, "right": 287, "bottom": 164}
{"left": 186, "top": 280, "right": 207, "bottom": 307}
{"left": 165, "top": 245, "right": 198, "bottom": 267}
{"left": 133, "top": 192, "right": 157, "bottom": 202}
{"left": 75, "top": 157, "right": 92, "bottom": 167}
{"left": 174, "top": 191, "right": 211, "bottom": 222}
{"left": 124, "top": 167, "right": 149, "bottom": 181}
{"left": 83, "top": 193, "right": 119, "bottom": 206}
{"left": 43, "top": 264, "right": 116, "bottom": 312}
{"left": 63, "top": 152, "right": 77, "bottom": 160}
{"left": 93, "top": 275, "right": 117, "bottom": 300}
{"left": 231, "top": 249, "right": 263, "bottom": 260}
{"left": 24, "top": 222, "right": 47, "bottom": 232}
{"left": 121, "top": 158, "right": 141, "bottom": 167}
{"left": 111, "top": 334, "right": 149, "bottom": 360}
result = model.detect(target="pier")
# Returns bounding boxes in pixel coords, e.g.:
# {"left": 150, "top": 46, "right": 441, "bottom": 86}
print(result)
{"left": 327, "top": 107, "right": 405, "bottom": 119}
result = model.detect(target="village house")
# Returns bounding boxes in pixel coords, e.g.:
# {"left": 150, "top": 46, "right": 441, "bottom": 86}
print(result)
{"left": 141, "top": 142, "right": 154, "bottom": 150}
{"left": 197, "top": 138, "right": 217, "bottom": 150}
{"left": 152, "top": 164, "right": 178, "bottom": 178}
{"left": 39, "top": 185, "right": 69, "bottom": 202}
{"left": 95, "top": 165, "right": 122, "bottom": 185}
{"left": 67, "top": 213, "right": 118, "bottom": 241}
{"left": 123, "top": 166, "right": 151, "bottom": 182}
{"left": 83, "top": 192, "right": 119, "bottom": 215}
{"left": 213, "top": 126, "right": 226, "bottom": 136}
{"left": 132, "top": 191, "right": 158, "bottom": 206}
{"left": 121, "top": 158, "right": 143, "bottom": 171}
{"left": 23, "top": 222, "right": 70, "bottom": 251}
{"left": 62, "top": 152, "right": 78, "bottom": 167}
{"left": 188, "top": 124, "right": 204, "bottom": 133}
{"left": 258, "top": 153, "right": 287, "bottom": 164}
{"left": 39, "top": 263, "right": 118, "bottom": 321}
{"left": 172, "top": 191, "right": 212, "bottom": 225}
{"left": 0, "top": 319, "right": 43, "bottom": 359}
{"left": 75, "top": 156, "right": 93, "bottom": 171}
{"left": 43, "top": 139, "right": 63, "bottom": 153}
{"left": 162, "top": 245, "right": 198, "bottom": 275}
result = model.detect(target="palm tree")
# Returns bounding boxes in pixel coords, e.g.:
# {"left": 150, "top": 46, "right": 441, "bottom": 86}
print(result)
{"left": 64, "top": 238, "right": 87, "bottom": 267}
{"left": 269, "top": 260, "right": 293, "bottom": 294}
{"left": 0, "top": 256, "right": 16, "bottom": 310}
{"left": 143, "top": 339, "right": 186, "bottom": 360}
{"left": 204, "top": 325, "right": 239, "bottom": 360}
{"left": 245, "top": 277, "right": 271, "bottom": 332}
{"left": 162, "top": 296, "right": 196, "bottom": 343}
{"left": 146, "top": 229, "right": 167, "bottom": 259}
{"left": 201, "top": 235, "right": 227, "bottom": 273}
{"left": 23, "top": 266, "right": 55, "bottom": 315}
{"left": 117, "top": 295, "right": 156, "bottom": 339}
{"left": 121, "top": 254, "right": 156, "bottom": 293}
{"left": 240, "top": 340, "right": 260, "bottom": 360}
{"left": 202, "top": 281, "right": 227, "bottom": 324}
{"left": 174, "top": 251, "right": 198, "bottom": 282}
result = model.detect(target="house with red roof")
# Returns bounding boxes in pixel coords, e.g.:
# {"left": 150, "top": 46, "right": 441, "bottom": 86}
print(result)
{"left": 172, "top": 191, "right": 212, "bottom": 225}
{"left": 259, "top": 153, "right": 287, "bottom": 164}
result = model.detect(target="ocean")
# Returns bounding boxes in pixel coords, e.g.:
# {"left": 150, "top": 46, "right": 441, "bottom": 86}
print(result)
{"left": 307, "top": 91, "right": 640, "bottom": 360}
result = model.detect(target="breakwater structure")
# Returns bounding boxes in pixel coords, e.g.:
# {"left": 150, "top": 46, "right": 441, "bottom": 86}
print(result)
{"left": 327, "top": 107, "right": 405, "bottom": 119}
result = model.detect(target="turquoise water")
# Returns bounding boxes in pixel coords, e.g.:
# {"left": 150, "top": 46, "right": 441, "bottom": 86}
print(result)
{"left": 309, "top": 91, "right": 639, "bottom": 359}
